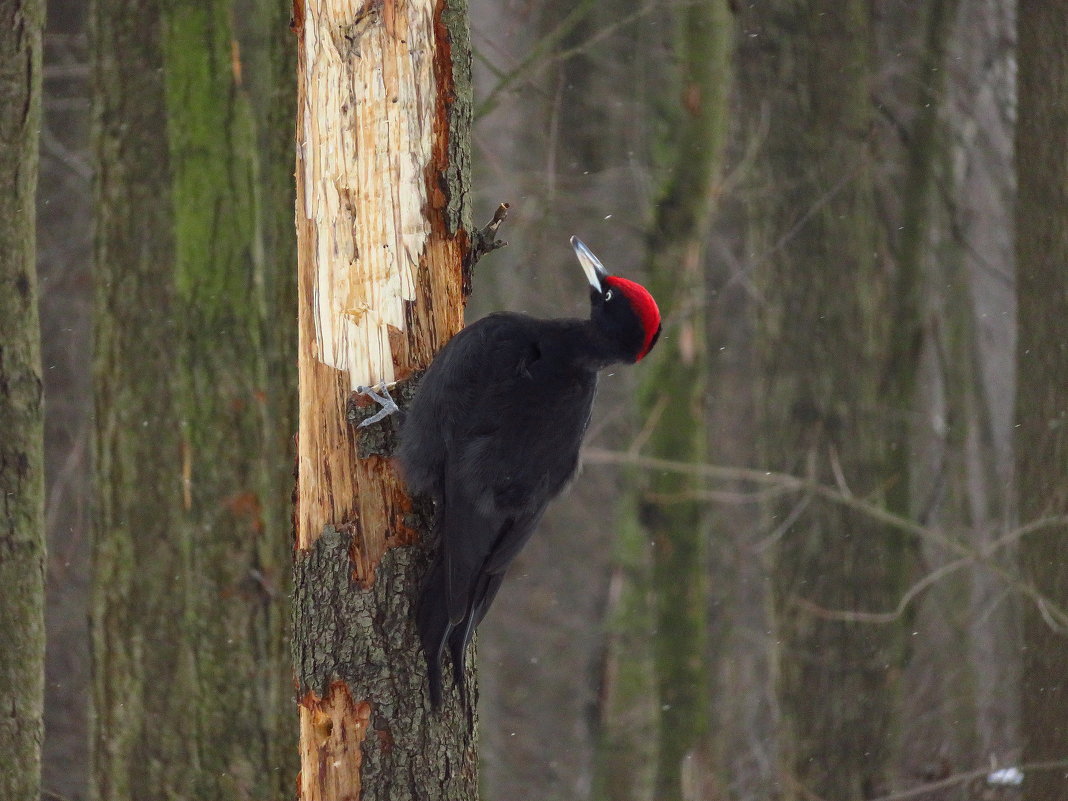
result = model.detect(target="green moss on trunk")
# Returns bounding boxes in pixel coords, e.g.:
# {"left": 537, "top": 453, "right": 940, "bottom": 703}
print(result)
{"left": 90, "top": 0, "right": 297, "bottom": 797}
{"left": 622, "top": 2, "right": 734, "bottom": 798}
{"left": 0, "top": 1, "right": 45, "bottom": 798}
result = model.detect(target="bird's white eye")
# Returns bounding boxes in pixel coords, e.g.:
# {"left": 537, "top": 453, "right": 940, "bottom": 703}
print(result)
{"left": 605, "top": 289, "right": 614, "bottom": 301}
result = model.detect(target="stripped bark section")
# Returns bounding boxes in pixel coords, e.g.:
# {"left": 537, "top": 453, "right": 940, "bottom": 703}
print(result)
{"left": 298, "top": 682, "right": 370, "bottom": 801}
{"left": 295, "top": 0, "right": 465, "bottom": 559}
{"left": 300, "top": 0, "right": 433, "bottom": 387}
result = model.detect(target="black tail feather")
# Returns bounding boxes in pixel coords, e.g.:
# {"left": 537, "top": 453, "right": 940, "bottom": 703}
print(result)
{"left": 448, "top": 610, "right": 476, "bottom": 706}
{"left": 416, "top": 559, "right": 452, "bottom": 709}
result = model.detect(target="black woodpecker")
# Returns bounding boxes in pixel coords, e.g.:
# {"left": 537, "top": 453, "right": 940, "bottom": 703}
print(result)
{"left": 397, "top": 236, "right": 661, "bottom": 707}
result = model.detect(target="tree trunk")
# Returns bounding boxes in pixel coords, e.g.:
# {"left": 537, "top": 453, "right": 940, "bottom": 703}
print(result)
{"left": 592, "top": 5, "right": 733, "bottom": 798}
{"left": 942, "top": 0, "right": 1019, "bottom": 769}
{"left": 1016, "top": 3, "right": 1068, "bottom": 798}
{"left": 739, "top": 2, "right": 912, "bottom": 797}
{"left": 635, "top": 3, "right": 733, "bottom": 799}
{"left": 291, "top": 1, "right": 478, "bottom": 798}
{"left": 90, "top": 0, "right": 297, "bottom": 796}
{"left": 0, "top": 0, "right": 46, "bottom": 797}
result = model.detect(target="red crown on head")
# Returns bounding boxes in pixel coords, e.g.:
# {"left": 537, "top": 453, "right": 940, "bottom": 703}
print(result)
{"left": 604, "top": 275, "right": 661, "bottom": 361}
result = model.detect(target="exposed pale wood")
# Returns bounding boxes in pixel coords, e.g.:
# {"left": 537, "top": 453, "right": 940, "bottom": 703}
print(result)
{"left": 295, "top": 0, "right": 464, "bottom": 559}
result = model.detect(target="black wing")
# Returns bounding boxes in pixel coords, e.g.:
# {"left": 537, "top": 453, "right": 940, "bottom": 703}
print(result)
{"left": 398, "top": 313, "right": 535, "bottom": 498}
{"left": 400, "top": 313, "right": 598, "bottom": 705}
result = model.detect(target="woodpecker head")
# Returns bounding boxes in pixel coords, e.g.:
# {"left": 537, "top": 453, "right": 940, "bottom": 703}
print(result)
{"left": 571, "top": 236, "right": 662, "bottom": 363}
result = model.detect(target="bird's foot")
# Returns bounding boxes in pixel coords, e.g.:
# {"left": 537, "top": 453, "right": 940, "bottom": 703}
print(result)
{"left": 355, "top": 381, "right": 400, "bottom": 428}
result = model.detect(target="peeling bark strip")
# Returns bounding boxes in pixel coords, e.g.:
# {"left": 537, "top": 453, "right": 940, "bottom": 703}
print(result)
{"left": 295, "top": 0, "right": 469, "bottom": 554}
{"left": 296, "top": 0, "right": 470, "bottom": 387}
{"left": 299, "top": 0, "right": 434, "bottom": 387}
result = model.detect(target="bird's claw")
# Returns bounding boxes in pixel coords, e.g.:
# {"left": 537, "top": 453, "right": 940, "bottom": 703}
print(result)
{"left": 355, "top": 381, "right": 400, "bottom": 428}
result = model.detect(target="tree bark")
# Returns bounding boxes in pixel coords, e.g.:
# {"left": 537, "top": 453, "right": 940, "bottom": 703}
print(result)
{"left": 90, "top": 0, "right": 297, "bottom": 796}
{"left": 1016, "top": 3, "right": 1068, "bottom": 798}
{"left": 291, "top": 1, "right": 478, "bottom": 798}
{"left": 0, "top": 0, "right": 46, "bottom": 797}
{"left": 738, "top": 2, "right": 912, "bottom": 797}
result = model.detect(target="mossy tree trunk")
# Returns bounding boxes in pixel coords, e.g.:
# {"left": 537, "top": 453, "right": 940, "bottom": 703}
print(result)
{"left": 0, "top": 0, "right": 45, "bottom": 797}
{"left": 594, "top": 4, "right": 734, "bottom": 800}
{"left": 738, "top": 2, "right": 912, "bottom": 797}
{"left": 291, "top": 1, "right": 479, "bottom": 798}
{"left": 1016, "top": 3, "right": 1068, "bottom": 797}
{"left": 90, "top": 0, "right": 297, "bottom": 797}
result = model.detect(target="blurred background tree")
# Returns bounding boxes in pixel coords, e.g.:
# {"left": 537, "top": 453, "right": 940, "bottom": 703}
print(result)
{"left": 1017, "top": 2, "right": 1068, "bottom": 799}
{"left": 0, "top": 0, "right": 45, "bottom": 798}
{"left": 31, "top": 0, "right": 1067, "bottom": 799}
{"left": 739, "top": 2, "right": 911, "bottom": 796}
{"left": 88, "top": 0, "right": 296, "bottom": 797}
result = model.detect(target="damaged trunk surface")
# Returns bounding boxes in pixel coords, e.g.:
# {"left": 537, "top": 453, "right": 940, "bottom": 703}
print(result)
{"left": 293, "top": 0, "right": 477, "bottom": 798}
{"left": 294, "top": 528, "right": 476, "bottom": 799}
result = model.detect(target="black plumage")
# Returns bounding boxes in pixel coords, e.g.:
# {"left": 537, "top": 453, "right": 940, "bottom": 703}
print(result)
{"left": 397, "top": 237, "right": 661, "bottom": 707}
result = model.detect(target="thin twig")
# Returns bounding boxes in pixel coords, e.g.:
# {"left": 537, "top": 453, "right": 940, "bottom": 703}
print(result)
{"left": 475, "top": 0, "right": 660, "bottom": 119}
{"left": 867, "top": 759, "right": 1068, "bottom": 801}
{"left": 582, "top": 447, "right": 1068, "bottom": 627}
{"left": 793, "top": 555, "right": 971, "bottom": 624}
{"left": 827, "top": 442, "right": 853, "bottom": 498}
{"left": 628, "top": 393, "right": 669, "bottom": 457}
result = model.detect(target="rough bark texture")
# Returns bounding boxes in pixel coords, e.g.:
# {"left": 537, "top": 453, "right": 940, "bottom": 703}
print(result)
{"left": 294, "top": 527, "right": 477, "bottom": 800}
{"left": 1016, "top": 3, "right": 1068, "bottom": 798}
{"left": 293, "top": 0, "right": 477, "bottom": 798}
{"left": 0, "top": 0, "right": 45, "bottom": 798}
{"left": 739, "top": 2, "right": 911, "bottom": 797}
{"left": 90, "top": 0, "right": 298, "bottom": 796}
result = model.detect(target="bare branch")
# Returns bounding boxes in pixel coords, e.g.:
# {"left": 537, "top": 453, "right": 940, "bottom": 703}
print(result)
{"left": 866, "top": 759, "right": 1068, "bottom": 801}
{"left": 583, "top": 446, "right": 1068, "bottom": 628}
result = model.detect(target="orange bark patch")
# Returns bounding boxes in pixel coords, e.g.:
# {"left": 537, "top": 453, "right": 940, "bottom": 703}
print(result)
{"left": 298, "top": 682, "right": 372, "bottom": 801}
